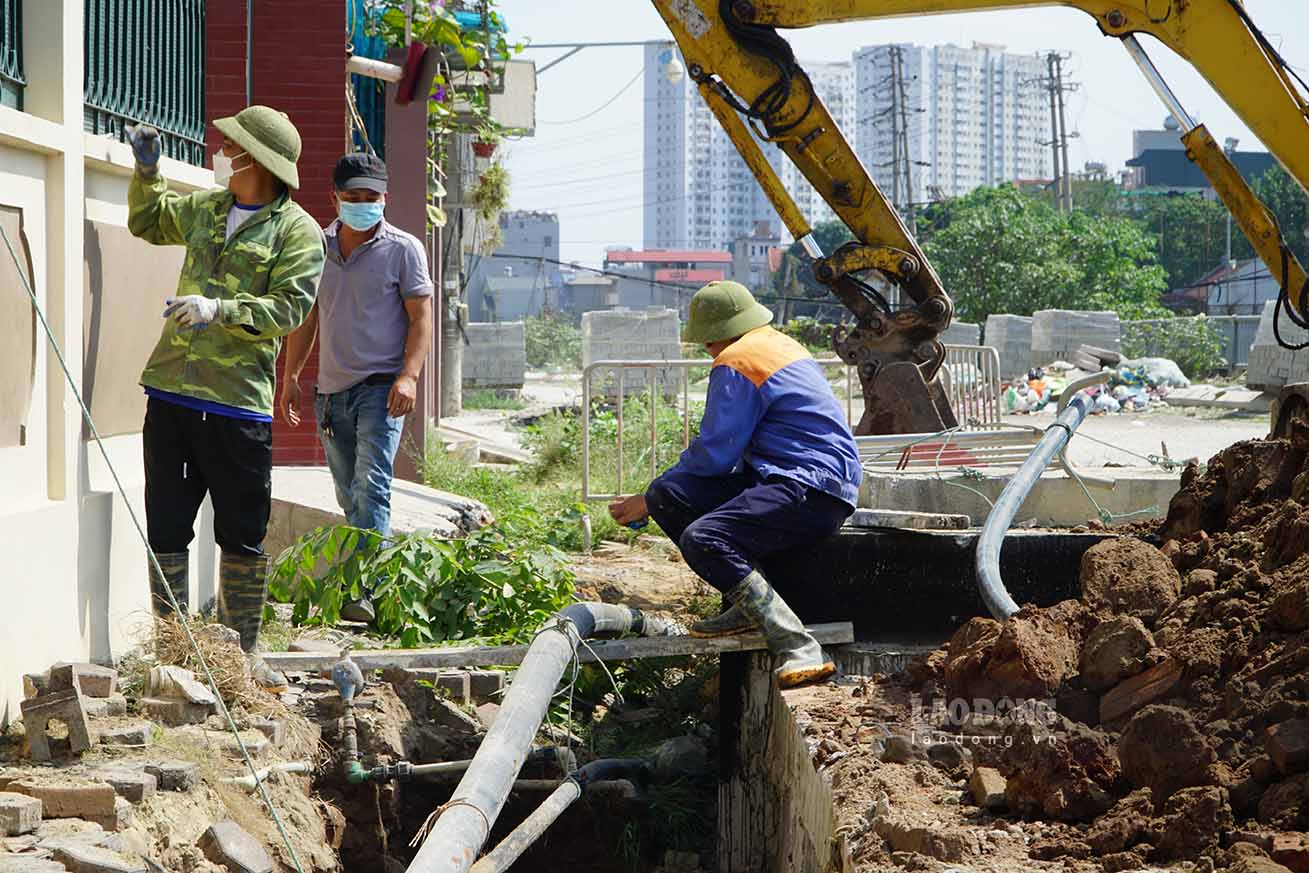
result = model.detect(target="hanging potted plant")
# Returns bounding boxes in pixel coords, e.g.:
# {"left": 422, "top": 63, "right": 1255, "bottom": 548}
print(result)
{"left": 472, "top": 123, "right": 501, "bottom": 158}
{"left": 471, "top": 162, "right": 510, "bottom": 223}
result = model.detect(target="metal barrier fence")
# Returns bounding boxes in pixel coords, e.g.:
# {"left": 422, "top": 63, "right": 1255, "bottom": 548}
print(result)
{"left": 84, "top": 0, "right": 208, "bottom": 166}
{"left": 1124, "top": 315, "right": 1261, "bottom": 370}
{"left": 579, "top": 347, "right": 1004, "bottom": 504}
{"left": 581, "top": 358, "right": 854, "bottom": 504}
{"left": 0, "top": 0, "right": 23, "bottom": 109}
{"left": 941, "top": 344, "right": 1002, "bottom": 428}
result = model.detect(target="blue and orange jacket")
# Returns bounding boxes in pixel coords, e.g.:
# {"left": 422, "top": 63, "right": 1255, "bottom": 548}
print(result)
{"left": 664, "top": 326, "right": 862, "bottom": 507}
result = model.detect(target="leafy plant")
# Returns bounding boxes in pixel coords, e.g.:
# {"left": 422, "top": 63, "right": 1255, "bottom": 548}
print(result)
{"left": 524, "top": 314, "right": 582, "bottom": 370}
{"left": 462, "top": 389, "right": 524, "bottom": 410}
{"left": 472, "top": 163, "right": 510, "bottom": 221}
{"left": 778, "top": 316, "right": 833, "bottom": 355}
{"left": 1122, "top": 315, "right": 1228, "bottom": 379}
{"left": 269, "top": 523, "right": 575, "bottom": 646}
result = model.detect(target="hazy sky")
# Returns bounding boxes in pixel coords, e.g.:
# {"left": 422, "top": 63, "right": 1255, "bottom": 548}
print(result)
{"left": 498, "top": 1, "right": 1304, "bottom": 266}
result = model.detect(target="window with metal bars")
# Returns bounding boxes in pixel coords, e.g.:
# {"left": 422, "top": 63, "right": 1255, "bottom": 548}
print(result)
{"left": 83, "top": 0, "right": 207, "bottom": 166}
{"left": 1, "top": 0, "right": 23, "bottom": 109}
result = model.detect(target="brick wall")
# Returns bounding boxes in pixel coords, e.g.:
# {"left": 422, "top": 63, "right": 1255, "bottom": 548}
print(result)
{"left": 206, "top": 1, "right": 347, "bottom": 466}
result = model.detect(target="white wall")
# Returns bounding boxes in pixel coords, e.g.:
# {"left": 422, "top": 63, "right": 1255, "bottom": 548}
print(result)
{"left": 0, "top": 0, "right": 217, "bottom": 722}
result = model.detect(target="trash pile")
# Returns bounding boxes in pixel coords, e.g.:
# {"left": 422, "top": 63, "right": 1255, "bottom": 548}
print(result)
{"left": 886, "top": 433, "right": 1309, "bottom": 868}
{"left": 1003, "top": 353, "right": 1191, "bottom": 416}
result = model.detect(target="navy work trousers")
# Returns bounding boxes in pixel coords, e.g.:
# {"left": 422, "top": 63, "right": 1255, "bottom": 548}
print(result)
{"left": 645, "top": 468, "right": 852, "bottom": 592}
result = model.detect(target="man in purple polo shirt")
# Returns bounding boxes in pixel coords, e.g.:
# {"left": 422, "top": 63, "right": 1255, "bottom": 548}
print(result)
{"left": 280, "top": 154, "right": 434, "bottom": 623}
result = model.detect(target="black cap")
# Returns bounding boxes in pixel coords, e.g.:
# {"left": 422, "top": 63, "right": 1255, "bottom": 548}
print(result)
{"left": 333, "top": 153, "right": 388, "bottom": 193}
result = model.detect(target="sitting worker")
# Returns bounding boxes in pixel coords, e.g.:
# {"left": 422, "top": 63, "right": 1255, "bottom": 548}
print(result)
{"left": 127, "top": 106, "right": 326, "bottom": 693}
{"left": 608, "top": 281, "right": 861, "bottom": 687}
{"left": 279, "top": 153, "right": 435, "bottom": 623}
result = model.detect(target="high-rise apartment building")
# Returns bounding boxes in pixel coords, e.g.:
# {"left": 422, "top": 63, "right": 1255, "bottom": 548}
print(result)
{"left": 854, "top": 43, "right": 1052, "bottom": 207}
{"left": 644, "top": 42, "right": 1051, "bottom": 250}
{"left": 644, "top": 45, "right": 853, "bottom": 250}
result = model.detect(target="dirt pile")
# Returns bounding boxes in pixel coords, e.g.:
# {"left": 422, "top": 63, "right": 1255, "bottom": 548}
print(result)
{"left": 915, "top": 436, "right": 1309, "bottom": 867}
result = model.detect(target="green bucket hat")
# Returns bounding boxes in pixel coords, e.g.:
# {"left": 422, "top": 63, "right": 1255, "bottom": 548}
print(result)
{"left": 213, "top": 105, "right": 303, "bottom": 189}
{"left": 682, "top": 280, "right": 773, "bottom": 344}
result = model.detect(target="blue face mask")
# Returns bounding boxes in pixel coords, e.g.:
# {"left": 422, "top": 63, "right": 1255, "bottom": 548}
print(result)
{"left": 338, "top": 199, "right": 385, "bottom": 231}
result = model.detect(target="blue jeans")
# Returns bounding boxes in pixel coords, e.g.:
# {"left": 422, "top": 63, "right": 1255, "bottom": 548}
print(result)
{"left": 315, "top": 380, "right": 405, "bottom": 537}
{"left": 645, "top": 468, "right": 852, "bottom": 593}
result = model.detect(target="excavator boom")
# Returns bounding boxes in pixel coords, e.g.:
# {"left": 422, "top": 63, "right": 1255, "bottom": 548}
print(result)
{"left": 649, "top": 0, "right": 1309, "bottom": 435}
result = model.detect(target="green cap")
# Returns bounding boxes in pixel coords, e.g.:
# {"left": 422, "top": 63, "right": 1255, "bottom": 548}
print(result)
{"left": 682, "top": 280, "right": 773, "bottom": 344}
{"left": 213, "top": 105, "right": 303, "bottom": 189}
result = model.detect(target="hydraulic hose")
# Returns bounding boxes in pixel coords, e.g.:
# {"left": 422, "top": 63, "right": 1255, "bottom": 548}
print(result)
{"left": 975, "top": 373, "right": 1109, "bottom": 620}
{"left": 406, "top": 603, "right": 651, "bottom": 873}
{"left": 468, "top": 759, "right": 650, "bottom": 873}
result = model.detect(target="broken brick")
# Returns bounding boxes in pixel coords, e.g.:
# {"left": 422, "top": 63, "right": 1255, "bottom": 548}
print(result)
{"left": 52, "top": 840, "right": 145, "bottom": 873}
{"left": 96, "top": 723, "right": 152, "bottom": 748}
{"left": 969, "top": 767, "right": 1007, "bottom": 810}
{"left": 144, "top": 761, "right": 199, "bottom": 792}
{"left": 84, "top": 797, "right": 133, "bottom": 833}
{"left": 139, "top": 697, "right": 212, "bottom": 727}
{"left": 0, "top": 791, "right": 42, "bottom": 836}
{"left": 20, "top": 689, "right": 95, "bottom": 761}
{"left": 81, "top": 696, "right": 128, "bottom": 719}
{"left": 95, "top": 771, "right": 156, "bottom": 804}
{"left": 468, "top": 669, "right": 505, "bottom": 701}
{"left": 9, "top": 780, "right": 118, "bottom": 819}
{"left": 199, "top": 820, "right": 274, "bottom": 873}
{"left": 49, "top": 664, "right": 117, "bottom": 699}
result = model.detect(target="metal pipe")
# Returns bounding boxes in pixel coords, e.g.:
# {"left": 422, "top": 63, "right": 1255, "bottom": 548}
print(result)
{"left": 974, "top": 373, "right": 1109, "bottom": 620}
{"left": 405, "top": 603, "right": 649, "bottom": 873}
{"left": 1122, "top": 35, "right": 1198, "bottom": 132}
{"left": 468, "top": 760, "right": 649, "bottom": 873}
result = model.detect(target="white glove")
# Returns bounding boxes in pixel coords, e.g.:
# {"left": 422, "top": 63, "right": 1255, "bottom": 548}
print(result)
{"left": 163, "top": 295, "right": 220, "bottom": 328}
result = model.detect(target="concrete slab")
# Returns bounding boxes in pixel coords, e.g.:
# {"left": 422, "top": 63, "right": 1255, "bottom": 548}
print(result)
{"left": 1165, "top": 386, "right": 1273, "bottom": 412}
{"left": 848, "top": 509, "right": 970, "bottom": 531}
{"left": 264, "top": 467, "right": 492, "bottom": 557}
{"left": 860, "top": 468, "right": 1182, "bottom": 528}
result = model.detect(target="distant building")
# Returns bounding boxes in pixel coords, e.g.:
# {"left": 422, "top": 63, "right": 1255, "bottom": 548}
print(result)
{"left": 563, "top": 274, "right": 618, "bottom": 317}
{"left": 854, "top": 42, "right": 1052, "bottom": 205}
{"left": 474, "top": 275, "right": 548, "bottom": 322}
{"left": 1206, "top": 258, "right": 1276, "bottom": 316}
{"left": 466, "top": 210, "right": 561, "bottom": 321}
{"left": 602, "top": 249, "right": 733, "bottom": 316}
{"left": 731, "top": 222, "right": 783, "bottom": 291}
{"left": 643, "top": 44, "right": 852, "bottom": 250}
{"left": 1126, "top": 118, "right": 1275, "bottom": 192}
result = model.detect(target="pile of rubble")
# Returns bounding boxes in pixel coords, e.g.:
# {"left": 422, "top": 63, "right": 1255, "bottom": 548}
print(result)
{"left": 799, "top": 433, "right": 1309, "bottom": 872}
{"left": 1004, "top": 352, "right": 1191, "bottom": 416}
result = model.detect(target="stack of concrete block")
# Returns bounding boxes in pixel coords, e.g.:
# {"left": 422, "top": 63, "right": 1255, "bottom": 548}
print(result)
{"left": 940, "top": 321, "right": 981, "bottom": 347}
{"left": 984, "top": 315, "right": 1033, "bottom": 380}
{"left": 1247, "top": 300, "right": 1309, "bottom": 389}
{"left": 1031, "top": 310, "right": 1121, "bottom": 367}
{"left": 462, "top": 321, "right": 527, "bottom": 389}
{"left": 582, "top": 307, "right": 682, "bottom": 397}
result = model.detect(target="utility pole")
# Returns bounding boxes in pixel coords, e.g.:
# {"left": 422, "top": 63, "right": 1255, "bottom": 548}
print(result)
{"left": 894, "top": 46, "right": 916, "bottom": 234}
{"left": 1039, "top": 52, "right": 1079, "bottom": 212}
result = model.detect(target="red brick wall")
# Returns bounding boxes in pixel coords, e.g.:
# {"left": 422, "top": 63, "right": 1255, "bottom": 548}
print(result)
{"left": 206, "top": 1, "right": 347, "bottom": 466}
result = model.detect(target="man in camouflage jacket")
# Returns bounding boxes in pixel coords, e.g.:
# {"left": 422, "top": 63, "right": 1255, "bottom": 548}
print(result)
{"left": 127, "top": 106, "right": 325, "bottom": 692}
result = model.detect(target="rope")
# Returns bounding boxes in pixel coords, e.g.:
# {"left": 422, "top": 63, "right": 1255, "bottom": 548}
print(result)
{"left": 409, "top": 797, "right": 491, "bottom": 848}
{"left": 0, "top": 222, "right": 306, "bottom": 873}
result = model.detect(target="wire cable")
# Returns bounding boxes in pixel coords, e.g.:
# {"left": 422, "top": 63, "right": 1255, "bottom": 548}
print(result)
{"left": 540, "top": 66, "right": 646, "bottom": 126}
{"left": 0, "top": 222, "right": 306, "bottom": 873}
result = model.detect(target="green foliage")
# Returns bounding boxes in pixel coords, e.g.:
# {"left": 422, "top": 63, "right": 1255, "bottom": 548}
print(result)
{"left": 461, "top": 389, "right": 524, "bottom": 411}
{"left": 770, "top": 219, "right": 855, "bottom": 320}
{"left": 269, "top": 523, "right": 575, "bottom": 646}
{"left": 778, "top": 316, "right": 832, "bottom": 354}
{"left": 1131, "top": 193, "right": 1238, "bottom": 289}
{"left": 922, "top": 186, "right": 1169, "bottom": 323}
{"left": 471, "top": 163, "right": 510, "bottom": 221}
{"left": 524, "top": 314, "right": 582, "bottom": 370}
{"left": 1252, "top": 165, "right": 1309, "bottom": 266}
{"left": 1122, "top": 316, "right": 1228, "bottom": 379}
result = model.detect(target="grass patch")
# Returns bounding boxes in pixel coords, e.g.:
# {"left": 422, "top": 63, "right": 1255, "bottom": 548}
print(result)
{"left": 462, "top": 389, "right": 526, "bottom": 411}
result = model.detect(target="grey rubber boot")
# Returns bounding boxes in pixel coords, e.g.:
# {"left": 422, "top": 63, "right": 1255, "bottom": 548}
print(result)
{"left": 688, "top": 602, "right": 754, "bottom": 638}
{"left": 217, "top": 552, "right": 288, "bottom": 694}
{"left": 732, "top": 570, "right": 835, "bottom": 688}
{"left": 149, "top": 551, "right": 190, "bottom": 617}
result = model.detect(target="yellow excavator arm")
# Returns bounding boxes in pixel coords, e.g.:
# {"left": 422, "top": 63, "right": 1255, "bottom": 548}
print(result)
{"left": 649, "top": 0, "right": 1309, "bottom": 435}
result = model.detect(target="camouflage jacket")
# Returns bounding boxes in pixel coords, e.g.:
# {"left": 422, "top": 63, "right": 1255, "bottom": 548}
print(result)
{"left": 128, "top": 171, "right": 326, "bottom": 416}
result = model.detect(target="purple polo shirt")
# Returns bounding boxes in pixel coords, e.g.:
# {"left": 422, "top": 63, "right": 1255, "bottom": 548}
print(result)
{"left": 316, "top": 218, "right": 434, "bottom": 394}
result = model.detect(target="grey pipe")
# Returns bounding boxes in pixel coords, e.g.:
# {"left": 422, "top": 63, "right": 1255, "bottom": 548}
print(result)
{"left": 406, "top": 603, "right": 648, "bottom": 873}
{"left": 469, "top": 760, "right": 649, "bottom": 873}
{"left": 975, "top": 373, "right": 1109, "bottom": 620}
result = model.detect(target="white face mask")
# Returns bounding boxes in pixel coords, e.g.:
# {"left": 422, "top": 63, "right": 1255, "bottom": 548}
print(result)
{"left": 213, "top": 149, "right": 248, "bottom": 188}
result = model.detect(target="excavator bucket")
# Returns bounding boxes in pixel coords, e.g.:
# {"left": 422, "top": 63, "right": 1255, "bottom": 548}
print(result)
{"left": 1270, "top": 383, "right": 1309, "bottom": 438}
{"left": 855, "top": 361, "right": 957, "bottom": 436}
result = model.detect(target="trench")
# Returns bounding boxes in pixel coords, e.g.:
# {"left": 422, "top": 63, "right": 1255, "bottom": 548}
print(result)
{"left": 307, "top": 526, "right": 1108, "bottom": 873}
